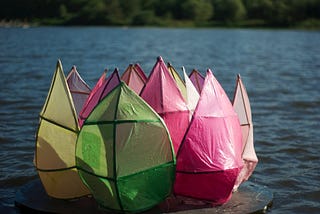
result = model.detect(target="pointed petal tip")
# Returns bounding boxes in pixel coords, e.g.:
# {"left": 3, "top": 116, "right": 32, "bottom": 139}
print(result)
{"left": 157, "top": 56, "right": 163, "bottom": 62}
{"left": 191, "top": 68, "right": 203, "bottom": 76}
{"left": 57, "top": 59, "right": 62, "bottom": 67}
{"left": 134, "top": 63, "right": 141, "bottom": 68}
{"left": 181, "top": 66, "right": 186, "bottom": 72}
{"left": 56, "top": 59, "right": 63, "bottom": 71}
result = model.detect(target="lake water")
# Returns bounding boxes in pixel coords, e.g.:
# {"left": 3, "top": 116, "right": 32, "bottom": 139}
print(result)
{"left": 0, "top": 27, "right": 319, "bottom": 213}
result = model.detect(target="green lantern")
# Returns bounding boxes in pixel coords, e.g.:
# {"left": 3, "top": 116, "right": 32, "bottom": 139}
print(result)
{"left": 76, "top": 82, "right": 175, "bottom": 213}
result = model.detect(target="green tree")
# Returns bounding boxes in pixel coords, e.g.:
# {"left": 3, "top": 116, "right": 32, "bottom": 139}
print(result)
{"left": 293, "top": 0, "right": 320, "bottom": 20}
{"left": 269, "top": 0, "right": 291, "bottom": 26}
{"left": 104, "top": 0, "right": 124, "bottom": 24}
{"left": 119, "top": 0, "right": 141, "bottom": 24}
{"left": 153, "top": 0, "right": 177, "bottom": 18}
{"left": 140, "top": 0, "right": 157, "bottom": 10}
{"left": 180, "top": 0, "right": 213, "bottom": 22}
{"left": 244, "top": 0, "right": 273, "bottom": 20}
{"left": 76, "top": 0, "right": 107, "bottom": 24}
{"left": 213, "top": 0, "right": 247, "bottom": 22}
{"left": 59, "top": 4, "right": 69, "bottom": 20}
{"left": 1, "top": 0, "right": 320, "bottom": 27}
{"left": 131, "top": 10, "right": 158, "bottom": 25}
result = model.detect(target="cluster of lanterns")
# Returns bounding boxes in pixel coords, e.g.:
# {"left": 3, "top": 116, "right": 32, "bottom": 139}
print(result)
{"left": 35, "top": 56, "right": 258, "bottom": 213}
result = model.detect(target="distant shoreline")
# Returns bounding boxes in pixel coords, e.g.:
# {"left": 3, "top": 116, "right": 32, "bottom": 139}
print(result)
{"left": 0, "top": 20, "right": 33, "bottom": 28}
{"left": 1, "top": 19, "right": 320, "bottom": 30}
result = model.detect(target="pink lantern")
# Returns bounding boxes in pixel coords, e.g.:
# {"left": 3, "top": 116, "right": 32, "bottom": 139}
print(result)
{"left": 121, "top": 64, "right": 146, "bottom": 95}
{"left": 140, "top": 56, "right": 190, "bottom": 154}
{"left": 174, "top": 69, "right": 243, "bottom": 205}
{"left": 79, "top": 68, "right": 120, "bottom": 127}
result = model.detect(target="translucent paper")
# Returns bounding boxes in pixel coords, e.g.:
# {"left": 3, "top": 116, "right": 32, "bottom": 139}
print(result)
{"left": 76, "top": 82, "right": 175, "bottom": 212}
{"left": 183, "top": 67, "right": 200, "bottom": 118}
{"left": 174, "top": 70, "right": 243, "bottom": 204}
{"left": 35, "top": 60, "right": 90, "bottom": 199}
{"left": 167, "top": 63, "right": 187, "bottom": 102}
{"left": 121, "top": 64, "right": 146, "bottom": 95}
{"left": 232, "top": 74, "right": 258, "bottom": 191}
{"left": 189, "top": 69, "right": 205, "bottom": 94}
{"left": 140, "top": 56, "right": 190, "bottom": 154}
{"left": 79, "top": 68, "right": 120, "bottom": 127}
{"left": 66, "top": 66, "right": 91, "bottom": 117}
{"left": 83, "top": 69, "right": 107, "bottom": 109}
{"left": 133, "top": 63, "right": 147, "bottom": 82}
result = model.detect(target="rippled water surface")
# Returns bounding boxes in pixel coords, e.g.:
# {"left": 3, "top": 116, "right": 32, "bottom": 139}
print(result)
{"left": 0, "top": 27, "right": 319, "bottom": 213}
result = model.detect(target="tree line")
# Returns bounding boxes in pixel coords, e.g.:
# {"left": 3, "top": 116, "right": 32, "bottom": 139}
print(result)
{"left": 1, "top": 0, "right": 320, "bottom": 28}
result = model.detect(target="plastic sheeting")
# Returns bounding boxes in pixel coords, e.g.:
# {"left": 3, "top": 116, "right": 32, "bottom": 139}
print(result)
{"left": 76, "top": 82, "right": 175, "bottom": 212}
{"left": 174, "top": 69, "right": 243, "bottom": 204}
{"left": 66, "top": 66, "right": 91, "bottom": 118}
{"left": 232, "top": 74, "right": 258, "bottom": 191}
{"left": 35, "top": 60, "right": 90, "bottom": 199}
{"left": 79, "top": 68, "right": 120, "bottom": 127}
{"left": 189, "top": 69, "right": 205, "bottom": 94}
{"left": 140, "top": 56, "right": 190, "bottom": 155}
{"left": 121, "top": 64, "right": 146, "bottom": 95}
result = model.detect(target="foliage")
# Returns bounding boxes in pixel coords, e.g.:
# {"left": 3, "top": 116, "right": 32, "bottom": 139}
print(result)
{"left": 213, "top": 0, "right": 247, "bottom": 22}
{"left": 180, "top": 0, "right": 213, "bottom": 22}
{"left": 0, "top": 0, "right": 320, "bottom": 28}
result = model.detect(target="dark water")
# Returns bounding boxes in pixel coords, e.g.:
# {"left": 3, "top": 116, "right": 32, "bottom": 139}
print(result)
{"left": 0, "top": 27, "right": 319, "bottom": 213}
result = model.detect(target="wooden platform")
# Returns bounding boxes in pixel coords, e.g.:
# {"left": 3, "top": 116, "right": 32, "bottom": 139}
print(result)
{"left": 15, "top": 179, "right": 272, "bottom": 213}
